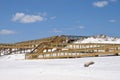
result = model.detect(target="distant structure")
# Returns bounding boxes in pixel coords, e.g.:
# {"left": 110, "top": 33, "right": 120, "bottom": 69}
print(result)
{"left": 0, "top": 35, "right": 120, "bottom": 59}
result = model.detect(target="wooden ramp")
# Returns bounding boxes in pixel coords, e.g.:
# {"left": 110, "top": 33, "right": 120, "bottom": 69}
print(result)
{"left": 0, "top": 35, "right": 120, "bottom": 59}
{"left": 0, "top": 35, "right": 67, "bottom": 56}
{"left": 25, "top": 43, "right": 120, "bottom": 59}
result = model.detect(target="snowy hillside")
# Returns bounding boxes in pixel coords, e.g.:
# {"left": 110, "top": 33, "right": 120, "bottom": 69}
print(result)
{"left": 0, "top": 54, "right": 120, "bottom": 80}
{"left": 74, "top": 34, "right": 120, "bottom": 44}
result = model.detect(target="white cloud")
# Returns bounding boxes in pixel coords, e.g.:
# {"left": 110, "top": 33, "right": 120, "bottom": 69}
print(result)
{"left": 53, "top": 28, "right": 62, "bottom": 33}
{"left": 50, "top": 16, "right": 56, "bottom": 20}
{"left": 0, "top": 29, "right": 15, "bottom": 35}
{"left": 79, "top": 26, "right": 85, "bottom": 29}
{"left": 38, "top": 12, "right": 47, "bottom": 16}
{"left": 12, "top": 12, "right": 45, "bottom": 23}
{"left": 109, "top": 19, "right": 116, "bottom": 23}
{"left": 42, "top": 12, "right": 47, "bottom": 16}
{"left": 93, "top": 1, "right": 109, "bottom": 7}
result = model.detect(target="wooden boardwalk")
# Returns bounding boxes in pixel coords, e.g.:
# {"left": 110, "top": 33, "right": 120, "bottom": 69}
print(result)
{"left": 0, "top": 35, "right": 120, "bottom": 59}
{"left": 25, "top": 43, "right": 120, "bottom": 59}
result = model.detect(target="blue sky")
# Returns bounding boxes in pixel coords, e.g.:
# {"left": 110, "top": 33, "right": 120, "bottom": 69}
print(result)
{"left": 0, "top": 0, "right": 120, "bottom": 43}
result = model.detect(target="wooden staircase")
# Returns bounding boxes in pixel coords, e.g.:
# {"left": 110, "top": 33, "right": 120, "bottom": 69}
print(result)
{"left": 26, "top": 43, "right": 120, "bottom": 59}
{"left": 25, "top": 36, "right": 68, "bottom": 59}
{"left": 0, "top": 35, "right": 120, "bottom": 59}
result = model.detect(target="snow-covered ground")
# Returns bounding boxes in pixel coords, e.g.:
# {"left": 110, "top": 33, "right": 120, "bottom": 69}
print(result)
{"left": 74, "top": 35, "right": 120, "bottom": 44}
{"left": 0, "top": 54, "right": 120, "bottom": 80}
{"left": 75, "top": 37, "right": 120, "bottom": 44}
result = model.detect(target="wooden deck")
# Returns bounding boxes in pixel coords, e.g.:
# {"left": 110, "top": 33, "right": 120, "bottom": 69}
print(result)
{"left": 0, "top": 35, "right": 120, "bottom": 59}
{"left": 25, "top": 43, "right": 120, "bottom": 59}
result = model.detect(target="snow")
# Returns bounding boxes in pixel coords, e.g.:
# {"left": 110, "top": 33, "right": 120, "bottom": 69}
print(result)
{"left": 0, "top": 54, "right": 120, "bottom": 80}
{"left": 0, "top": 35, "right": 120, "bottom": 80}
{"left": 74, "top": 36, "right": 120, "bottom": 44}
{"left": 0, "top": 54, "right": 25, "bottom": 60}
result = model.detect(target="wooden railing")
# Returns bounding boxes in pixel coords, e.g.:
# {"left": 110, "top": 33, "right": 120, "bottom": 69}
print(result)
{"left": 0, "top": 36, "right": 120, "bottom": 59}
{"left": 25, "top": 43, "right": 120, "bottom": 59}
